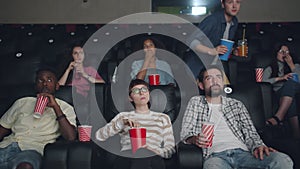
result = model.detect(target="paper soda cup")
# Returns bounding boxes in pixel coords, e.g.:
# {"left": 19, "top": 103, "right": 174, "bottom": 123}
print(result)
{"left": 129, "top": 127, "right": 146, "bottom": 154}
{"left": 33, "top": 95, "right": 49, "bottom": 118}
{"left": 255, "top": 68, "right": 264, "bottom": 82}
{"left": 78, "top": 125, "right": 92, "bottom": 142}
{"left": 148, "top": 74, "right": 160, "bottom": 85}
{"left": 201, "top": 122, "right": 214, "bottom": 148}
{"left": 219, "top": 39, "right": 234, "bottom": 61}
{"left": 291, "top": 73, "right": 299, "bottom": 83}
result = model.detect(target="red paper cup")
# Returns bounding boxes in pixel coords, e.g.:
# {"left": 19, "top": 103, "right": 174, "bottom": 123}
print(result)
{"left": 33, "top": 95, "right": 49, "bottom": 118}
{"left": 255, "top": 68, "right": 264, "bottom": 82}
{"left": 201, "top": 122, "right": 214, "bottom": 148}
{"left": 129, "top": 127, "right": 146, "bottom": 154}
{"left": 148, "top": 74, "right": 160, "bottom": 85}
{"left": 78, "top": 125, "right": 92, "bottom": 142}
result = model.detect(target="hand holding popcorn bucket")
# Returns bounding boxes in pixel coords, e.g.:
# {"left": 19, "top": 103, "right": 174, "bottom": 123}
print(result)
{"left": 201, "top": 122, "right": 214, "bottom": 148}
{"left": 33, "top": 95, "right": 49, "bottom": 118}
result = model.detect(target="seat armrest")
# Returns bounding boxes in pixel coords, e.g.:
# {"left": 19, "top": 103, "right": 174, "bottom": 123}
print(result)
{"left": 177, "top": 141, "right": 203, "bottom": 169}
{"left": 42, "top": 141, "right": 70, "bottom": 169}
{"left": 42, "top": 141, "right": 104, "bottom": 169}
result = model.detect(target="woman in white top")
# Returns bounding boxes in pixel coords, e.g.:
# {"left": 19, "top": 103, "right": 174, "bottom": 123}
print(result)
{"left": 95, "top": 79, "right": 175, "bottom": 169}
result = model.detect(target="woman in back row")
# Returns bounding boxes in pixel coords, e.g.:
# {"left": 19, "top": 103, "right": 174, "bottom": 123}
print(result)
{"left": 262, "top": 43, "right": 300, "bottom": 139}
{"left": 58, "top": 44, "right": 105, "bottom": 98}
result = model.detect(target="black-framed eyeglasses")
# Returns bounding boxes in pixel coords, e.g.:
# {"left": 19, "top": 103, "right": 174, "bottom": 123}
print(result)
{"left": 130, "top": 87, "right": 149, "bottom": 95}
{"left": 279, "top": 49, "right": 289, "bottom": 55}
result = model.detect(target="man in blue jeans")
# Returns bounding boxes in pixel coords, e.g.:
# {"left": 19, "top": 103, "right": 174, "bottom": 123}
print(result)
{"left": 0, "top": 68, "right": 77, "bottom": 169}
{"left": 180, "top": 65, "right": 293, "bottom": 169}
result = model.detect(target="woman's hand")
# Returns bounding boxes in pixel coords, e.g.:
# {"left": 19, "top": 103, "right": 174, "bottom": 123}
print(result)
{"left": 284, "top": 54, "right": 296, "bottom": 70}
{"left": 280, "top": 73, "right": 293, "bottom": 81}
{"left": 74, "top": 63, "right": 87, "bottom": 76}
{"left": 67, "top": 61, "right": 76, "bottom": 71}
{"left": 144, "top": 50, "right": 155, "bottom": 63}
{"left": 123, "top": 118, "right": 140, "bottom": 127}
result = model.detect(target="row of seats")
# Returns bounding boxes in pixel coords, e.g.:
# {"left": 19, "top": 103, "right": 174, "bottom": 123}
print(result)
{"left": 0, "top": 76, "right": 299, "bottom": 168}
{"left": 1, "top": 22, "right": 300, "bottom": 87}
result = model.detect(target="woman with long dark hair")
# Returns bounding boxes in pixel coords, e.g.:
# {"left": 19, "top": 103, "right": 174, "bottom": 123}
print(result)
{"left": 58, "top": 44, "right": 105, "bottom": 97}
{"left": 262, "top": 43, "right": 300, "bottom": 138}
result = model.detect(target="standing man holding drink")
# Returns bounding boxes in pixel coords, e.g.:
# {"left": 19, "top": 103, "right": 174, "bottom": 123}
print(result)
{"left": 180, "top": 65, "right": 293, "bottom": 169}
{"left": 188, "top": 0, "right": 242, "bottom": 85}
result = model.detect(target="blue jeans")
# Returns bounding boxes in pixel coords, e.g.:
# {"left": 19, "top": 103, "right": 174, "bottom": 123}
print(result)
{"left": 204, "top": 148, "right": 293, "bottom": 169}
{"left": 0, "top": 142, "right": 42, "bottom": 169}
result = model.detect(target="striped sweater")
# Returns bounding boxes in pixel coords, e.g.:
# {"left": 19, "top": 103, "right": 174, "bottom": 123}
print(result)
{"left": 95, "top": 110, "right": 175, "bottom": 158}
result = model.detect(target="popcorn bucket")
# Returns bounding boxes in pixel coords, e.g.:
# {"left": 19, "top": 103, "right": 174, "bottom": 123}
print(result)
{"left": 33, "top": 95, "right": 49, "bottom": 118}
{"left": 129, "top": 127, "right": 146, "bottom": 154}
{"left": 78, "top": 125, "right": 92, "bottom": 142}
{"left": 255, "top": 68, "right": 263, "bottom": 82}
{"left": 201, "top": 122, "right": 214, "bottom": 148}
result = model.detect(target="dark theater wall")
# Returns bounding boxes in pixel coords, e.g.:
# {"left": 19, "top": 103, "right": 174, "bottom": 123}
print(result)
{"left": 0, "top": 0, "right": 299, "bottom": 23}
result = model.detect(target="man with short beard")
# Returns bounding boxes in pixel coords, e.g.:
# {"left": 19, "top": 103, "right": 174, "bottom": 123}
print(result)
{"left": 180, "top": 65, "right": 293, "bottom": 169}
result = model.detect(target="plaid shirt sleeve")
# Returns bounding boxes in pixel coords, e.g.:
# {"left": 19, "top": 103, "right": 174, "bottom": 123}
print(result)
{"left": 180, "top": 96, "right": 204, "bottom": 142}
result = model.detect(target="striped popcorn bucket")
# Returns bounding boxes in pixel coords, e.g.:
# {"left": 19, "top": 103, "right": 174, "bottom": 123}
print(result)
{"left": 33, "top": 95, "right": 49, "bottom": 118}
{"left": 201, "top": 122, "right": 214, "bottom": 148}
{"left": 78, "top": 125, "right": 92, "bottom": 142}
{"left": 255, "top": 68, "right": 264, "bottom": 82}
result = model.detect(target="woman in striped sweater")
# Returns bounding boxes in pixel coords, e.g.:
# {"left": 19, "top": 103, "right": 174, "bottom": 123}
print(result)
{"left": 95, "top": 79, "right": 175, "bottom": 169}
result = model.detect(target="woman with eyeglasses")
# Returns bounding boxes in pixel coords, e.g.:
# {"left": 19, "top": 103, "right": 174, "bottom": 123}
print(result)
{"left": 95, "top": 79, "right": 175, "bottom": 169}
{"left": 262, "top": 43, "right": 300, "bottom": 139}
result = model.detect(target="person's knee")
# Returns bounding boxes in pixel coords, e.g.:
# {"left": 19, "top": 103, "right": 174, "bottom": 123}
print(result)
{"left": 16, "top": 162, "right": 33, "bottom": 169}
{"left": 11, "top": 150, "right": 42, "bottom": 169}
{"left": 269, "top": 152, "right": 294, "bottom": 169}
{"left": 203, "top": 157, "right": 231, "bottom": 169}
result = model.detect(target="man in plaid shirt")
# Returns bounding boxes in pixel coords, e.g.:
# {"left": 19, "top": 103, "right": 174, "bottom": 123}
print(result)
{"left": 180, "top": 65, "right": 293, "bottom": 169}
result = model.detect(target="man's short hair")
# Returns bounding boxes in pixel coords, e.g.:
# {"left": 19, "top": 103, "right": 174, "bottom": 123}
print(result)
{"left": 36, "top": 66, "right": 58, "bottom": 82}
{"left": 197, "top": 65, "right": 224, "bottom": 83}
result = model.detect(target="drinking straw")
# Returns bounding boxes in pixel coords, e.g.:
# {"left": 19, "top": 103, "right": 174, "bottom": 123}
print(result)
{"left": 242, "top": 28, "right": 246, "bottom": 41}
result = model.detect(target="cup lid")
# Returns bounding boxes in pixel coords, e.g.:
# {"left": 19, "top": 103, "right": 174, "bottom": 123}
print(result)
{"left": 221, "top": 39, "right": 234, "bottom": 43}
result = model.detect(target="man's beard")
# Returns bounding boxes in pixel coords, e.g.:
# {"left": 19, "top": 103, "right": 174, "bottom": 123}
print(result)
{"left": 207, "top": 86, "right": 222, "bottom": 97}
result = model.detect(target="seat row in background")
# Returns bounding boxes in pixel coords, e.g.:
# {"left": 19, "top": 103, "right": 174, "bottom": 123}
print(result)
{"left": 1, "top": 22, "right": 300, "bottom": 87}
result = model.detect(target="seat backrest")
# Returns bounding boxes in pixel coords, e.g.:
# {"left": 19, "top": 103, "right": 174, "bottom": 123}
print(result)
{"left": 0, "top": 84, "right": 36, "bottom": 117}
{"left": 228, "top": 82, "right": 266, "bottom": 131}
{"left": 149, "top": 85, "right": 180, "bottom": 123}
{"left": 55, "top": 86, "right": 74, "bottom": 106}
